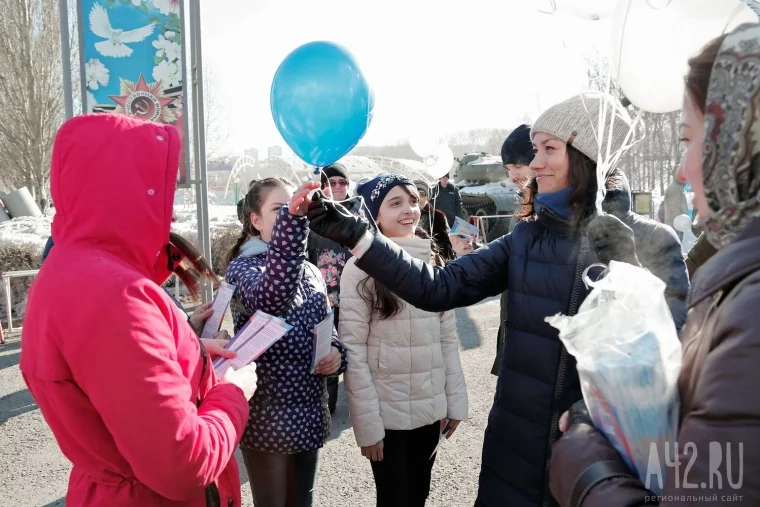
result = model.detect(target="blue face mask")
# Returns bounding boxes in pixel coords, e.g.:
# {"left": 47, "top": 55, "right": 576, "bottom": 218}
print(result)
{"left": 684, "top": 182, "right": 691, "bottom": 192}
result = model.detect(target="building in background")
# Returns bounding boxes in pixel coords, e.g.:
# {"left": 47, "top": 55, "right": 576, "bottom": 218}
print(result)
{"left": 244, "top": 147, "right": 259, "bottom": 160}
{"left": 268, "top": 145, "right": 283, "bottom": 158}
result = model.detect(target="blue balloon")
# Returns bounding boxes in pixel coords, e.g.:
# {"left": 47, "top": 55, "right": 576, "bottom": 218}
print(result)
{"left": 271, "top": 41, "right": 375, "bottom": 167}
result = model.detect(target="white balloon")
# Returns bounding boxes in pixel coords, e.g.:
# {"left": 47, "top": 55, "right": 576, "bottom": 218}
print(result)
{"left": 409, "top": 136, "right": 438, "bottom": 159}
{"left": 566, "top": 0, "right": 617, "bottom": 20}
{"left": 610, "top": 0, "right": 684, "bottom": 113}
{"left": 672, "top": 1, "right": 757, "bottom": 58}
{"left": 610, "top": 0, "right": 757, "bottom": 114}
{"left": 673, "top": 214, "right": 693, "bottom": 233}
{"left": 672, "top": 0, "right": 755, "bottom": 19}
{"left": 424, "top": 144, "right": 455, "bottom": 180}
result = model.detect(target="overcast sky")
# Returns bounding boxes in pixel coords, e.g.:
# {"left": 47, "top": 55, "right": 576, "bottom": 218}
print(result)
{"left": 200, "top": 0, "right": 612, "bottom": 155}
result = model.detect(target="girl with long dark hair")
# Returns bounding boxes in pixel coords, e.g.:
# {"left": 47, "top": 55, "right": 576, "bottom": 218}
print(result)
{"left": 339, "top": 174, "right": 468, "bottom": 507}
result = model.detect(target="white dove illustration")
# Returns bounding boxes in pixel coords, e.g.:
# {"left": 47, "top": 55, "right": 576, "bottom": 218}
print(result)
{"left": 89, "top": 3, "right": 156, "bottom": 58}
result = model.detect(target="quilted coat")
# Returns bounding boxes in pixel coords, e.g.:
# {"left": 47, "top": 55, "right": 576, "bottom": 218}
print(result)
{"left": 225, "top": 207, "right": 348, "bottom": 454}
{"left": 339, "top": 236, "right": 468, "bottom": 447}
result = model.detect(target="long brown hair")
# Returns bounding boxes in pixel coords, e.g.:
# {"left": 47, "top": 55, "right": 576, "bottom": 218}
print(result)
{"left": 168, "top": 231, "right": 217, "bottom": 298}
{"left": 516, "top": 144, "right": 596, "bottom": 222}
{"left": 359, "top": 183, "right": 428, "bottom": 319}
{"left": 685, "top": 34, "right": 726, "bottom": 115}
{"left": 224, "top": 177, "right": 294, "bottom": 267}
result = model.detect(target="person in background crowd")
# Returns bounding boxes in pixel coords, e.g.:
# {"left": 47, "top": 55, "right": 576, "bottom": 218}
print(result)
{"left": 21, "top": 114, "right": 257, "bottom": 507}
{"left": 491, "top": 124, "right": 537, "bottom": 376}
{"left": 340, "top": 174, "right": 468, "bottom": 507}
{"left": 501, "top": 124, "right": 537, "bottom": 208}
{"left": 415, "top": 179, "right": 455, "bottom": 263}
{"left": 306, "top": 162, "right": 362, "bottom": 413}
{"left": 306, "top": 92, "right": 689, "bottom": 507}
{"left": 431, "top": 172, "right": 463, "bottom": 227}
{"left": 549, "top": 25, "right": 760, "bottom": 506}
{"left": 225, "top": 177, "right": 348, "bottom": 507}
{"left": 664, "top": 167, "right": 688, "bottom": 240}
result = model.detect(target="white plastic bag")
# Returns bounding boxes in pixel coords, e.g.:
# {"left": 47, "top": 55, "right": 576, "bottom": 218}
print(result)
{"left": 546, "top": 261, "right": 681, "bottom": 495}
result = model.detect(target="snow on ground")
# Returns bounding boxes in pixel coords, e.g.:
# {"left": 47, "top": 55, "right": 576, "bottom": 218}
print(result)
{"left": 0, "top": 215, "right": 53, "bottom": 249}
{"left": 172, "top": 204, "right": 240, "bottom": 237}
{"left": 0, "top": 205, "right": 240, "bottom": 250}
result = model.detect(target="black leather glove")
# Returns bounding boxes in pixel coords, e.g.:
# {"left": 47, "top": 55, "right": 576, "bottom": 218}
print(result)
{"left": 566, "top": 399, "right": 594, "bottom": 430}
{"left": 307, "top": 191, "right": 370, "bottom": 249}
{"left": 587, "top": 214, "right": 640, "bottom": 266}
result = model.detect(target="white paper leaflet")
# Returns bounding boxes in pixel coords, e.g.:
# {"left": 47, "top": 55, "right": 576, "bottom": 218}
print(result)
{"left": 311, "top": 310, "right": 335, "bottom": 374}
{"left": 449, "top": 217, "right": 479, "bottom": 242}
{"left": 213, "top": 311, "right": 292, "bottom": 377}
{"left": 200, "top": 281, "right": 236, "bottom": 339}
{"left": 430, "top": 418, "right": 451, "bottom": 459}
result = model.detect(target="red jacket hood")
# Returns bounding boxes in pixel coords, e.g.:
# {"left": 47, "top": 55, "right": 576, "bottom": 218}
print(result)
{"left": 50, "top": 114, "right": 179, "bottom": 276}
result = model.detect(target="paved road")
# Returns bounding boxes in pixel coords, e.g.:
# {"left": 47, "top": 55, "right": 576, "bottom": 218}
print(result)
{"left": 0, "top": 298, "right": 501, "bottom": 506}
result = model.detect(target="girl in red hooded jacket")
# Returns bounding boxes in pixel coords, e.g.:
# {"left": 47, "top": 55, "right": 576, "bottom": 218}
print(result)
{"left": 20, "top": 114, "right": 258, "bottom": 507}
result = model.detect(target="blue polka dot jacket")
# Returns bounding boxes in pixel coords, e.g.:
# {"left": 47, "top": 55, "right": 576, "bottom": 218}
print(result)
{"left": 225, "top": 207, "right": 348, "bottom": 454}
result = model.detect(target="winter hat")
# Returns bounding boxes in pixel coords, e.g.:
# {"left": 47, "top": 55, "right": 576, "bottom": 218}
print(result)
{"left": 356, "top": 173, "right": 415, "bottom": 220}
{"left": 414, "top": 179, "right": 430, "bottom": 196}
{"left": 501, "top": 124, "right": 534, "bottom": 166}
{"left": 320, "top": 163, "right": 349, "bottom": 187}
{"left": 531, "top": 92, "right": 632, "bottom": 164}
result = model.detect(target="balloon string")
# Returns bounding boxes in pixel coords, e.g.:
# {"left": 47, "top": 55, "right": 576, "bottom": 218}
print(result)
{"left": 573, "top": 92, "right": 643, "bottom": 215}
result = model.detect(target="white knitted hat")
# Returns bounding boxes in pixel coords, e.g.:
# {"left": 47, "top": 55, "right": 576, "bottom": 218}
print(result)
{"left": 531, "top": 92, "right": 633, "bottom": 164}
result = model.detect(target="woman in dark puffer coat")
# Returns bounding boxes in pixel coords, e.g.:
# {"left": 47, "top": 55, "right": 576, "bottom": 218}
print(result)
{"left": 549, "top": 25, "right": 760, "bottom": 507}
{"left": 306, "top": 92, "right": 689, "bottom": 507}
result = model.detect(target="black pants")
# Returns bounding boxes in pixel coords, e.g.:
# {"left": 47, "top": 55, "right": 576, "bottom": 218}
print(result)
{"left": 370, "top": 422, "right": 441, "bottom": 507}
{"left": 326, "top": 308, "right": 340, "bottom": 412}
{"left": 241, "top": 447, "right": 320, "bottom": 507}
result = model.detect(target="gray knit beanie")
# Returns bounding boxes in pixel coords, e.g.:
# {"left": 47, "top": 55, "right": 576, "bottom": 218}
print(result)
{"left": 531, "top": 92, "right": 633, "bottom": 164}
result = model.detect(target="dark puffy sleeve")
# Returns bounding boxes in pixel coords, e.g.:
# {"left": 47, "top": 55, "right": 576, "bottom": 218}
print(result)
{"left": 636, "top": 222, "right": 689, "bottom": 331}
{"left": 354, "top": 228, "right": 512, "bottom": 312}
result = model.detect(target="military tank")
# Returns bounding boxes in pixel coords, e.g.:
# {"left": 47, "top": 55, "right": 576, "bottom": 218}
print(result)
{"left": 454, "top": 152, "right": 520, "bottom": 242}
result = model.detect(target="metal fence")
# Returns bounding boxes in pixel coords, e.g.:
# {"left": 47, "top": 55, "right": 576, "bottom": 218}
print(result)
{"left": 1, "top": 271, "right": 184, "bottom": 344}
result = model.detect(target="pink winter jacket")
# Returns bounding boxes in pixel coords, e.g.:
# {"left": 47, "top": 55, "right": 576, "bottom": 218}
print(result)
{"left": 20, "top": 114, "right": 249, "bottom": 506}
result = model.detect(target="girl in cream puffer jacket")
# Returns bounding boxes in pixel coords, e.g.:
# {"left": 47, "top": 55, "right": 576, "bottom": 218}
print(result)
{"left": 339, "top": 174, "right": 468, "bottom": 507}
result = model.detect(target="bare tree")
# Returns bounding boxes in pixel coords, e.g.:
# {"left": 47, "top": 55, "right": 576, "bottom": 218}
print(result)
{"left": 584, "top": 50, "right": 681, "bottom": 196}
{"left": 445, "top": 128, "right": 511, "bottom": 157}
{"left": 0, "top": 0, "right": 65, "bottom": 204}
{"left": 202, "top": 66, "right": 230, "bottom": 159}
